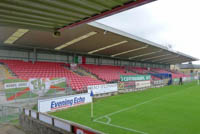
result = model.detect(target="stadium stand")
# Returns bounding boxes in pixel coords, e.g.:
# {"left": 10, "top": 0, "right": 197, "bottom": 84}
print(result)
{"left": 151, "top": 68, "right": 188, "bottom": 78}
{"left": 171, "top": 71, "right": 189, "bottom": 79}
{"left": 80, "top": 64, "right": 136, "bottom": 82}
{"left": 127, "top": 66, "right": 160, "bottom": 80}
{"left": 0, "top": 59, "right": 190, "bottom": 91}
{"left": 127, "top": 66, "right": 150, "bottom": 74}
{"left": 0, "top": 60, "right": 105, "bottom": 91}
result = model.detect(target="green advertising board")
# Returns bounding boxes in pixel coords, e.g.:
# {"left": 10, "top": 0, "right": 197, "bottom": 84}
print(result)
{"left": 173, "top": 78, "right": 179, "bottom": 82}
{"left": 120, "top": 75, "right": 151, "bottom": 82}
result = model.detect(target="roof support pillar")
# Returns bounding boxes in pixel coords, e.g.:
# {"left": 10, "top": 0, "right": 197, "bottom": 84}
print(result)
{"left": 32, "top": 48, "right": 37, "bottom": 64}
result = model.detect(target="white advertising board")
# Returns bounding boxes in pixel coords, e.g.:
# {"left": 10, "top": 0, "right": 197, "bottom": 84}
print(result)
{"left": 4, "top": 82, "right": 28, "bottom": 89}
{"left": 183, "top": 77, "right": 191, "bottom": 82}
{"left": 38, "top": 93, "right": 92, "bottom": 113}
{"left": 135, "top": 81, "right": 151, "bottom": 89}
{"left": 153, "top": 80, "right": 164, "bottom": 85}
{"left": 4, "top": 78, "right": 66, "bottom": 90}
{"left": 87, "top": 83, "right": 118, "bottom": 95}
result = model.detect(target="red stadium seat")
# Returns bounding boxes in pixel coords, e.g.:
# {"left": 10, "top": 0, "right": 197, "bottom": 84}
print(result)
{"left": 80, "top": 64, "right": 136, "bottom": 82}
{"left": 0, "top": 60, "right": 105, "bottom": 91}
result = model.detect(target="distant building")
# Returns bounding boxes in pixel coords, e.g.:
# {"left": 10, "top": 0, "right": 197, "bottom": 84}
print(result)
{"left": 172, "top": 63, "right": 200, "bottom": 74}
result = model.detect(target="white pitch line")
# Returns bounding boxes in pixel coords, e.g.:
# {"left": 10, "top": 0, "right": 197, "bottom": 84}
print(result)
{"left": 95, "top": 120, "right": 149, "bottom": 134}
{"left": 105, "top": 116, "right": 111, "bottom": 124}
{"left": 93, "top": 85, "right": 197, "bottom": 134}
{"left": 95, "top": 85, "right": 196, "bottom": 121}
{"left": 94, "top": 97, "right": 160, "bottom": 122}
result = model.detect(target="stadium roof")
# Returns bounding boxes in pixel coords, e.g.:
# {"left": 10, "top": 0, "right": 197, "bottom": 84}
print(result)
{"left": 178, "top": 64, "right": 200, "bottom": 69}
{"left": 0, "top": 22, "right": 198, "bottom": 64}
{"left": 0, "top": 0, "right": 155, "bottom": 32}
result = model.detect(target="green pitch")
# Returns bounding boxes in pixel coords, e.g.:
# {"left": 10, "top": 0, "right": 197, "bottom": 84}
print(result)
{"left": 50, "top": 82, "right": 200, "bottom": 134}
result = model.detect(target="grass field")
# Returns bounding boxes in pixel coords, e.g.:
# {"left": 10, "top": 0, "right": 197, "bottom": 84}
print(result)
{"left": 50, "top": 82, "right": 200, "bottom": 134}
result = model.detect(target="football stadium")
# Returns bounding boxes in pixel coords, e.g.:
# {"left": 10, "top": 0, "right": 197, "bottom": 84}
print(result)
{"left": 0, "top": 0, "right": 200, "bottom": 134}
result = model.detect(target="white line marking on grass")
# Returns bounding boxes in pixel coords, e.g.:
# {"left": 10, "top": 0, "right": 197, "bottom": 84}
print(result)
{"left": 95, "top": 120, "right": 148, "bottom": 134}
{"left": 105, "top": 116, "right": 111, "bottom": 124}
{"left": 94, "top": 97, "right": 160, "bottom": 122}
{"left": 96, "top": 85, "right": 196, "bottom": 120}
{"left": 94, "top": 85, "right": 196, "bottom": 134}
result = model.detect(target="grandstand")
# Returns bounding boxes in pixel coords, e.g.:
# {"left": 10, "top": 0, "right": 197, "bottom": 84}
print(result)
{"left": 80, "top": 64, "right": 136, "bottom": 82}
{"left": 0, "top": 21, "right": 196, "bottom": 90}
{"left": 0, "top": 59, "right": 105, "bottom": 91}
{"left": 0, "top": 59, "right": 189, "bottom": 91}
{"left": 0, "top": 9, "right": 197, "bottom": 104}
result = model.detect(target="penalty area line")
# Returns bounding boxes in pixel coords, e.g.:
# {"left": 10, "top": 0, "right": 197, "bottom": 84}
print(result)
{"left": 94, "top": 120, "right": 149, "bottom": 134}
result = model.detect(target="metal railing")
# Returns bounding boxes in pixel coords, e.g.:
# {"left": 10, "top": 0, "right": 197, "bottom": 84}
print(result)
{"left": 0, "top": 106, "right": 22, "bottom": 123}
{"left": 21, "top": 108, "right": 104, "bottom": 134}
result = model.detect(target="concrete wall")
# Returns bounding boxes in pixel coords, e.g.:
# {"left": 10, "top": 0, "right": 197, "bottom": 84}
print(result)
{"left": 19, "top": 109, "right": 103, "bottom": 134}
{"left": 20, "top": 114, "right": 72, "bottom": 134}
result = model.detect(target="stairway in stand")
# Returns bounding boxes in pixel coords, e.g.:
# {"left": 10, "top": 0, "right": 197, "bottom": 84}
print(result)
{"left": 70, "top": 66, "right": 107, "bottom": 84}
{"left": 0, "top": 64, "right": 13, "bottom": 79}
{"left": 76, "top": 67, "right": 103, "bottom": 81}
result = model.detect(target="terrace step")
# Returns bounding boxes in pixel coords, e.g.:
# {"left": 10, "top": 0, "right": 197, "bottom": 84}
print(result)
{"left": 0, "top": 64, "right": 14, "bottom": 79}
{"left": 77, "top": 67, "right": 104, "bottom": 81}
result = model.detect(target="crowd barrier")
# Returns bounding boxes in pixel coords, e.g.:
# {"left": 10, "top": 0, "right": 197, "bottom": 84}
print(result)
{"left": 21, "top": 108, "right": 104, "bottom": 134}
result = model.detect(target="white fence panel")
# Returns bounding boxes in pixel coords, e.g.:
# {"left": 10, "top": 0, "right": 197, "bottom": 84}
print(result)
{"left": 25, "top": 109, "right": 29, "bottom": 116}
{"left": 54, "top": 119, "right": 71, "bottom": 132}
{"left": 39, "top": 114, "right": 52, "bottom": 125}
{"left": 31, "top": 111, "right": 37, "bottom": 119}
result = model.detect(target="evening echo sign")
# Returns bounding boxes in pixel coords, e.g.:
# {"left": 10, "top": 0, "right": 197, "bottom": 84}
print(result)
{"left": 120, "top": 75, "right": 151, "bottom": 82}
{"left": 38, "top": 93, "right": 92, "bottom": 112}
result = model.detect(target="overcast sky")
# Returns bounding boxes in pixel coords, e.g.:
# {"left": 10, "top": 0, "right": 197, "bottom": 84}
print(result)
{"left": 97, "top": 0, "right": 200, "bottom": 64}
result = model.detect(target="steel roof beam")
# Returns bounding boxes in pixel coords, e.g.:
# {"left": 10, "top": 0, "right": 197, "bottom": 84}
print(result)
{"left": 55, "top": 32, "right": 97, "bottom": 50}
{"left": 0, "top": 9, "right": 69, "bottom": 25}
{"left": 12, "top": 0, "right": 88, "bottom": 19}
{"left": 166, "top": 57, "right": 188, "bottom": 62}
{"left": 38, "top": 0, "right": 98, "bottom": 15}
{"left": 161, "top": 59, "right": 190, "bottom": 64}
{"left": 89, "top": 0, "right": 121, "bottom": 9}
{"left": 0, "top": 22, "right": 53, "bottom": 32}
{"left": 110, "top": 0, "right": 124, "bottom": 5}
{"left": 88, "top": 40, "right": 128, "bottom": 54}
{"left": 141, "top": 54, "right": 172, "bottom": 61}
{"left": 60, "top": 0, "right": 156, "bottom": 31}
{"left": 0, "top": 3, "right": 78, "bottom": 22}
{"left": 129, "top": 50, "right": 162, "bottom": 59}
{"left": 152, "top": 56, "right": 179, "bottom": 62}
{"left": 0, "top": 15, "right": 62, "bottom": 28}
{"left": 111, "top": 45, "right": 149, "bottom": 57}
{"left": 160, "top": 57, "right": 189, "bottom": 63}
{"left": 68, "top": 0, "right": 111, "bottom": 11}
{"left": 0, "top": 20, "right": 54, "bottom": 29}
